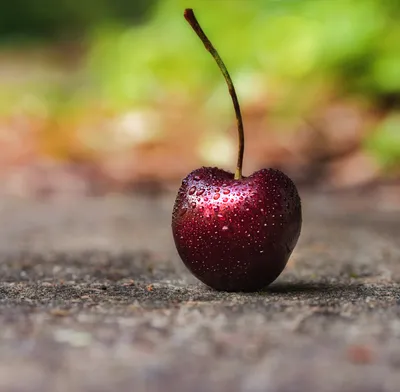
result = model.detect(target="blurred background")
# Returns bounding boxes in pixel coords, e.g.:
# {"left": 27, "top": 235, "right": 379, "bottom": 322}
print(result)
{"left": 0, "top": 0, "right": 399, "bottom": 201}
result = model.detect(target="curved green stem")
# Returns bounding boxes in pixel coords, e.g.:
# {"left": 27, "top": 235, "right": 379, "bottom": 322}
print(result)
{"left": 184, "top": 8, "right": 244, "bottom": 180}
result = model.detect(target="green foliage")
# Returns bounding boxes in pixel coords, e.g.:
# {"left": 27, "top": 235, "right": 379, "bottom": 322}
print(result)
{"left": 85, "top": 0, "right": 400, "bottom": 107}
{"left": 0, "top": 0, "right": 154, "bottom": 41}
{"left": 1, "top": 0, "right": 399, "bottom": 168}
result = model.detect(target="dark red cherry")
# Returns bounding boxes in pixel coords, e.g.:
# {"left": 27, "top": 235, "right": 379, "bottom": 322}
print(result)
{"left": 172, "top": 9, "right": 302, "bottom": 291}
{"left": 172, "top": 167, "right": 301, "bottom": 291}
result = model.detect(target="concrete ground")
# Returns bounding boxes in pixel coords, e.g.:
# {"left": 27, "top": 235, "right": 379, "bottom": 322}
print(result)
{"left": 0, "top": 191, "right": 399, "bottom": 392}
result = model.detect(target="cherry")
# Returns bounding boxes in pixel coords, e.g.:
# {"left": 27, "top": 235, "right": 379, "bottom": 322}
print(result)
{"left": 172, "top": 9, "right": 302, "bottom": 292}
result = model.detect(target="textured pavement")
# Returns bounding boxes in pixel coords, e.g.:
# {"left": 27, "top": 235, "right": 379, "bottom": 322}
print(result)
{"left": 0, "top": 191, "right": 399, "bottom": 392}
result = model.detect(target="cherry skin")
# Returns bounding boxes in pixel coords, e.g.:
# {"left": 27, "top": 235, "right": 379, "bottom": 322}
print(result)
{"left": 172, "top": 167, "right": 302, "bottom": 292}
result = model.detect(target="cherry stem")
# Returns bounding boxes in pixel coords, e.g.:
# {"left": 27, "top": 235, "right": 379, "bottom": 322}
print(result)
{"left": 184, "top": 8, "right": 244, "bottom": 180}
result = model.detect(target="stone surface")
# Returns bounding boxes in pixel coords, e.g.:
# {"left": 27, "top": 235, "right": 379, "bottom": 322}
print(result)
{"left": 0, "top": 191, "right": 399, "bottom": 392}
